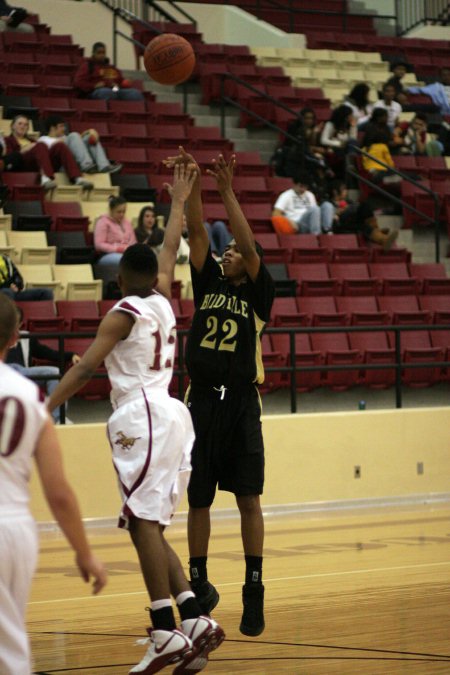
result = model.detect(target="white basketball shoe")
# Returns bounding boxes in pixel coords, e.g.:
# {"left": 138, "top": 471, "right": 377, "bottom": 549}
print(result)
{"left": 173, "top": 616, "right": 225, "bottom": 674}
{"left": 130, "top": 628, "right": 193, "bottom": 674}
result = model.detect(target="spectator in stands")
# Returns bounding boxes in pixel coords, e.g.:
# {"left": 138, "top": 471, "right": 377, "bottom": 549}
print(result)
{"left": 320, "top": 105, "right": 358, "bottom": 178}
{"left": 408, "top": 67, "right": 450, "bottom": 116}
{"left": 271, "top": 172, "right": 334, "bottom": 235}
{"left": 7, "top": 306, "right": 79, "bottom": 424}
{"left": 0, "top": 253, "right": 54, "bottom": 301}
{"left": 94, "top": 195, "right": 137, "bottom": 268}
{"left": 204, "top": 220, "right": 232, "bottom": 258}
{"left": 134, "top": 204, "right": 165, "bottom": 248}
{"left": 39, "top": 115, "right": 122, "bottom": 175}
{"left": 0, "top": 0, "right": 33, "bottom": 32}
{"left": 362, "top": 108, "right": 404, "bottom": 152}
{"left": 0, "top": 131, "right": 23, "bottom": 171}
{"left": 397, "top": 113, "right": 444, "bottom": 157}
{"left": 372, "top": 83, "right": 402, "bottom": 130}
{"left": 343, "top": 83, "right": 373, "bottom": 128}
{"left": 361, "top": 128, "right": 401, "bottom": 185}
{"left": 271, "top": 108, "right": 330, "bottom": 182}
{"left": 74, "top": 42, "right": 144, "bottom": 101}
{"left": 5, "top": 115, "right": 93, "bottom": 191}
{"left": 386, "top": 60, "right": 410, "bottom": 105}
{"left": 335, "top": 200, "right": 398, "bottom": 250}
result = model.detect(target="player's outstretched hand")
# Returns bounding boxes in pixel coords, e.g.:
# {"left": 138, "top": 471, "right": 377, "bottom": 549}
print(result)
{"left": 170, "top": 162, "right": 198, "bottom": 203}
{"left": 206, "top": 154, "right": 235, "bottom": 192}
{"left": 76, "top": 552, "right": 108, "bottom": 595}
{"left": 164, "top": 146, "right": 200, "bottom": 173}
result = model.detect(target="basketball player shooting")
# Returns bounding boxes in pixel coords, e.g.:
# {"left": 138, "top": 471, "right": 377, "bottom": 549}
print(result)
{"left": 164, "top": 149, "right": 275, "bottom": 637}
{"left": 47, "top": 163, "right": 225, "bottom": 675}
{"left": 0, "top": 292, "right": 107, "bottom": 675}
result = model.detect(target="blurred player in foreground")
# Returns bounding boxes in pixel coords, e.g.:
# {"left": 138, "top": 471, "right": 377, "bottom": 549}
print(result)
{"left": 0, "top": 292, "right": 107, "bottom": 675}
{"left": 48, "top": 164, "right": 225, "bottom": 675}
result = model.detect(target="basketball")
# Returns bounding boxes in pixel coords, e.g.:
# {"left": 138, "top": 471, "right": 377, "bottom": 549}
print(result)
{"left": 144, "top": 33, "right": 195, "bottom": 85}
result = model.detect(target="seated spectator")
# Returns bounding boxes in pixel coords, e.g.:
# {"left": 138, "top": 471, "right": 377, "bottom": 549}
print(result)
{"left": 271, "top": 172, "right": 334, "bottom": 235}
{"left": 372, "top": 83, "right": 402, "bottom": 130}
{"left": 74, "top": 42, "right": 144, "bottom": 101}
{"left": 397, "top": 113, "right": 444, "bottom": 157}
{"left": 204, "top": 220, "right": 232, "bottom": 258}
{"left": 0, "top": 131, "right": 23, "bottom": 171}
{"left": 135, "top": 204, "right": 164, "bottom": 247}
{"left": 0, "top": 253, "right": 53, "bottom": 301}
{"left": 386, "top": 60, "right": 410, "bottom": 105}
{"left": 39, "top": 115, "right": 122, "bottom": 174}
{"left": 271, "top": 108, "right": 330, "bottom": 181}
{"left": 361, "top": 131, "right": 401, "bottom": 185}
{"left": 408, "top": 67, "right": 450, "bottom": 116}
{"left": 0, "top": 0, "right": 33, "bottom": 32}
{"left": 321, "top": 105, "right": 358, "bottom": 178}
{"left": 336, "top": 201, "right": 398, "bottom": 250}
{"left": 7, "top": 307, "right": 79, "bottom": 424}
{"left": 94, "top": 195, "right": 137, "bottom": 267}
{"left": 330, "top": 180, "right": 352, "bottom": 223}
{"left": 5, "top": 115, "right": 93, "bottom": 191}
{"left": 362, "top": 109, "right": 402, "bottom": 152}
{"left": 343, "top": 83, "right": 373, "bottom": 128}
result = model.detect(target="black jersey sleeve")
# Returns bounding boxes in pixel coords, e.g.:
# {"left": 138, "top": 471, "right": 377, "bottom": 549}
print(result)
{"left": 190, "top": 247, "right": 222, "bottom": 308}
{"left": 247, "top": 261, "right": 275, "bottom": 323}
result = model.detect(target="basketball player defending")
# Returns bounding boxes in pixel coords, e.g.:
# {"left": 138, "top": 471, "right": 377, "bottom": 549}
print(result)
{"left": 48, "top": 164, "right": 225, "bottom": 675}
{"left": 0, "top": 293, "right": 107, "bottom": 675}
{"left": 165, "top": 150, "right": 275, "bottom": 637}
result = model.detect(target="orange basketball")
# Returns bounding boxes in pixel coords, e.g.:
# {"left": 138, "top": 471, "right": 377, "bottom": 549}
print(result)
{"left": 144, "top": 33, "right": 195, "bottom": 85}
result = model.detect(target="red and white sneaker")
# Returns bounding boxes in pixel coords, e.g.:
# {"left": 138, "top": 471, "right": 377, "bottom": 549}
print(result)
{"left": 173, "top": 616, "right": 225, "bottom": 674}
{"left": 130, "top": 628, "right": 193, "bottom": 674}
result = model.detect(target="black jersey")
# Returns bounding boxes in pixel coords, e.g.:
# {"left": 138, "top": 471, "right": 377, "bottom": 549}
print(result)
{"left": 185, "top": 249, "right": 275, "bottom": 388}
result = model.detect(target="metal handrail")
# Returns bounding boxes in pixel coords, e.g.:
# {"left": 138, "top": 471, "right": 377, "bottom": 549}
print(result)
{"left": 24, "top": 326, "right": 450, "bottom": 420}
{"left": 349, "top": 146, "right": 441, "bottom": 263}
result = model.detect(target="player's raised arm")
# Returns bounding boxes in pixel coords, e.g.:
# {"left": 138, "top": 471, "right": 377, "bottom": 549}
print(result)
{"left": 156, "top": 162, "right": 197, "bottom": 298}
{"left": 207, "top": 154, "right": 261, "bottom": 281}
{"left": 34, "top": 418, "right": 107, "bottom": 594}
{"left": 47, "top": 311, "right": 133, "bottom": 414}
{"left": 164, "top": 146, "right": 210, "bottom": 273}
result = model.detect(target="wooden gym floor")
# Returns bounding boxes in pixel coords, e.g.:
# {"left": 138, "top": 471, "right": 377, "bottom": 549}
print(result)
{"left": 29, "top": 504, "right": 450, "bottom": 674}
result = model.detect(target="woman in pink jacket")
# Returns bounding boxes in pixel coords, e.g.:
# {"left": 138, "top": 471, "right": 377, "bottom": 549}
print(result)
{"left": 94, "top": 195, "right": 137, "bottom": 267}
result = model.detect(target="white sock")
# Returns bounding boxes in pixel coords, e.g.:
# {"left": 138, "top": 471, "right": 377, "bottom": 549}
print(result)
{"left": 151, "top": 598, "right": 172, "bottom": 612}
{"left": 176, "top": 591, "right": 196, "bottom": 607}
{"left": 41, "top": 174, "right": 53, "bottom": 184}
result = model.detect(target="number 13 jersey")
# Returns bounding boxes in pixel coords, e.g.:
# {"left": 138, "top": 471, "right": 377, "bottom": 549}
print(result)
{"left": 185, "top": 252, "right": 275, "bottom": 388}
{"left": 105, "top": 293, "right": 177, "bottom": 403}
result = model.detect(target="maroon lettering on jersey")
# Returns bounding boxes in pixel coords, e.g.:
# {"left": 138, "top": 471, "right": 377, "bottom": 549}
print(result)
{"left": 0, "top": 396, "right": 25, "bottom": 457}
{"left": 118, "top": 301, "right": 142, "bottom": 315}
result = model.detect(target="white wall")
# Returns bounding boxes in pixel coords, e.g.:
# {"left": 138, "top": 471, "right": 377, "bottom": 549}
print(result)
{"left": 408, "top": 25, "right": 450, "bottom": 40}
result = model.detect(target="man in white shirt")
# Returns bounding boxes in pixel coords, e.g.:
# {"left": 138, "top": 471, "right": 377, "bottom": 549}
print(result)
{"left": 272, "top": 173, "right": 334, "bottom": 234}
{"left": 372, "top": 83, "right": 402, "bottom": 131}
{"left": 38, "top": 115, "right": 121, "bottom": 175}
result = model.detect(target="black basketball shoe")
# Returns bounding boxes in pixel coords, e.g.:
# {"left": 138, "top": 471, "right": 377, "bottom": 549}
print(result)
{"left": 190, "top": 580, "right": 220, "bottom": 616}
{"left": 239, "top": 583, "right": 265, "bottom": 636}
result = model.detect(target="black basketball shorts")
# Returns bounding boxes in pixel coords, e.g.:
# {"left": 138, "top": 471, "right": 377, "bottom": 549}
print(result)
{"left": 186, "top": 383, "right": 265, "bottom": 508}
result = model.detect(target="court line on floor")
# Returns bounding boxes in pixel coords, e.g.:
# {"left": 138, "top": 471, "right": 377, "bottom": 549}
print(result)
{"left": 29, "top": 560, "right": 450, "bottom": 606}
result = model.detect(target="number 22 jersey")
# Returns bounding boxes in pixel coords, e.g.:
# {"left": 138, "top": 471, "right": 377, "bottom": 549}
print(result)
{"left": 185, "top": 252, "right": 275, "bottom": 388}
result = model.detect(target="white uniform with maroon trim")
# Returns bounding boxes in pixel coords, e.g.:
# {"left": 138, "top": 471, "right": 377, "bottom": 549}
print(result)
{"left": 105, "top": 293, "right": 194, "bottom": 529}
{"left": 0, "top": 362, "right": 47, "bottom": 675}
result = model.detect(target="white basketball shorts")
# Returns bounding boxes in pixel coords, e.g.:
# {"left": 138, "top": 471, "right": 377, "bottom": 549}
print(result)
{"left": 107, "top": 389, "right": 195, "bottom": 529}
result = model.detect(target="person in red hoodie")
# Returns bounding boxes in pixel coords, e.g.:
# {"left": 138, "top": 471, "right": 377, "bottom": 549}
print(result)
{"left": 74, "top": 42, "right": 144, "bottom": 100}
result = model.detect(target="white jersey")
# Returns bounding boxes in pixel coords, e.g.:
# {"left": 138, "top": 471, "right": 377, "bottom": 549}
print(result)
{"left": 0, "top": 362, "right": 47, "bottom": 518}
{"left": 105, "top": 293, "right": 177, "bottom": 405}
